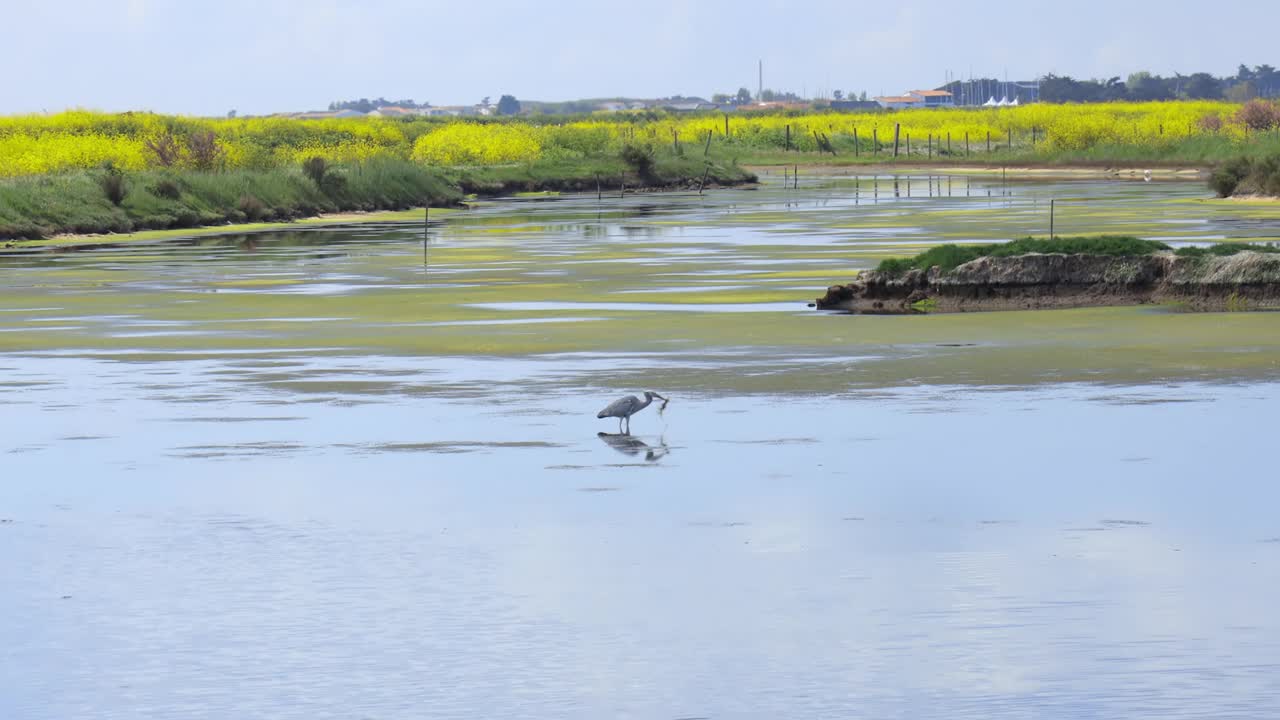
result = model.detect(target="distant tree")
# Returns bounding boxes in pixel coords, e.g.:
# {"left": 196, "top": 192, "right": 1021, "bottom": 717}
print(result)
{"left": 1101, "top": 77, "right": 1127, "bottom": 101}
{"left": 757, "top": 88, "right": 802, "bottom": 102}
{"left": 736, "top": 87, "right": 752, "bottom": 104}
{"left": 227, "top": 109, "right": 237, "bottom": 119}
{"left": 859, "top": 91, "right": 868, "bottom": 101}
{"left": 832, "top": 89, "right": 844, "bottom": 100}
{"left": 481, "top": 96, "right": 491, "bottom": 107}
{"left": 1040, "top": 74, "right": 1086, "bottom": 102}
{"left": 1255, "top": 65, "right": 1279, "bottom": 97}
{"left": 1183, "top": 73, "right": 1223, "bottom": 100}
{"left": 711, "top": 93, "right": 731, "bottom": 103}
{"left": 1126, "top": 72, "right": 1174, "bottom": 101}
{"left": 496, "top": 95, "right": 521, "bottom": 115}
{"left": 329, "top": 98, "right": 381, "bottom": 113}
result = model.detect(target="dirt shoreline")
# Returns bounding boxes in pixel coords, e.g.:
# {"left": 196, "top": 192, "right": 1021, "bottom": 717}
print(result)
{"left": 816, "top": 252, "right": 1280, "bottom": 313}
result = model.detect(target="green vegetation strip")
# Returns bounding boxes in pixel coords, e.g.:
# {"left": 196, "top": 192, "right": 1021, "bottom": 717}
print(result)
{"left": 1, "top": 150, "right": 753, "bottom": 242}
{"left": 876, "top": 236, "right": 1280, "bottom": 275}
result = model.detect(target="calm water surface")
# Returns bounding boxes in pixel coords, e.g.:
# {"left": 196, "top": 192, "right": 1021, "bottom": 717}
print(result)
{"left": 3, "top": 174, "right": 1280, "bottom": 719}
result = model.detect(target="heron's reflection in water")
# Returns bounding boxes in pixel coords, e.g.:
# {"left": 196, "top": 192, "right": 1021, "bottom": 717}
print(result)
{"left": 597, "top": 432, "right": 670, "bottom": 462}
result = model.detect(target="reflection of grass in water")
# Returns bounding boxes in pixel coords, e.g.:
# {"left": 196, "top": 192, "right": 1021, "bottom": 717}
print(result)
{"left": 1226, "top": 292, "right": 1249, "bottom": 312}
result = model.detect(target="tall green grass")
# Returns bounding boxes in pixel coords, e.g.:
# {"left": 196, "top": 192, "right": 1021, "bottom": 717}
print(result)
{"left": 0, "top": 152, "right": 752, "bottom": 240}
{"left": 876, "top": 236, "right": 1280, "bottom": 275}
{"left": 876, "top": 236, "right": 1172, "bottom": 275}
{"left": 0, "top": 158, "right": 461, "bottom": 239}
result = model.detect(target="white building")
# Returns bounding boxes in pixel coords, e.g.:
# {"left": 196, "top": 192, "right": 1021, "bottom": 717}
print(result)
{"left": 873, "top": 95, "right": 925, "bottom": 110}
{"left": 906, "top": 90, "right": 955, "bottom": 107}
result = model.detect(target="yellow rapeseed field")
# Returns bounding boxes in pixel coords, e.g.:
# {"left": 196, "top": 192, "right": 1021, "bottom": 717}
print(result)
{"left": 0, "top": 102, "right": 1247, "bottom": 177}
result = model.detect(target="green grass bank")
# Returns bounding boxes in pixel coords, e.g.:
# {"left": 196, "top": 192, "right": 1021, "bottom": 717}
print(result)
{"left": 0, "top": 151, "right": 755, "bottom": 241}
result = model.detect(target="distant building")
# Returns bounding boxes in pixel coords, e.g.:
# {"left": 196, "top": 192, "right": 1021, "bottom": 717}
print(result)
{"left": 751, "top": 101, "right": 811, "bottom": 111}
{"left": 421, "top": 106, "right": 480, "bottom": 117}
{"left": 906, "top": 90, "right": 954, "bottom": 107}
{"left": 873, "top": 90, "right": 955, "bottom": 110}
{"left": 829, "top": 100, "right": 882, "bottom": 112}
{"left": 873, "top": 95, "right": 925, "bottom": 110}
{"left": 291, "top": 110, "right": 367, "bottom": 120}
{"left": 366, "top": 106, "right": 419, "bottom": 117}
{"left": 654, "top": 97, "right": 716, "bottom": 112}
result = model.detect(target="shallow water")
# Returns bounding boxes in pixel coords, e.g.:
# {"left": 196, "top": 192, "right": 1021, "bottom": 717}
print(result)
{"left": 3, "top": 175, "right": 1280, "bottom": 719}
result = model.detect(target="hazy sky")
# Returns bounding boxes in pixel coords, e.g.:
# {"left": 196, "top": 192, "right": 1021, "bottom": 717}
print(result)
{"left": 6, "top": 0, "right": 1277, "bottom": 116}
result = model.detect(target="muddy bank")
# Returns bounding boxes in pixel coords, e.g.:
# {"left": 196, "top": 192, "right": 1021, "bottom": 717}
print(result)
{"left": 816, "top": 252, "right": 1280, "bottom": 312}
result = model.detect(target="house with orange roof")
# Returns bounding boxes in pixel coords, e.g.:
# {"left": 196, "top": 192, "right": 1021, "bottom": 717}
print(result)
{"left": 873, "top": 95, "right": 925, "bottom": 110}
{"left": 874, "top": 89, "right": 954, "bottom": 109}
{"left": 906, "top": 90, "right": 955, "bottom": 107}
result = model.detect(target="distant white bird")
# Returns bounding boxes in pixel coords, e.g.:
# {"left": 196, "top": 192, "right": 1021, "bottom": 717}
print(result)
{"left": 596, "top": 391, "right": 669, "bottom": 434}
{"left": 1143, "top": 169, "right": 1153, "bottom": 182}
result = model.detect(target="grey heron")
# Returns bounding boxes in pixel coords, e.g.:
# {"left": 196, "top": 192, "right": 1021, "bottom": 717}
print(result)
{"left": 596, "top": 391, "right": 669, "bottom": 434}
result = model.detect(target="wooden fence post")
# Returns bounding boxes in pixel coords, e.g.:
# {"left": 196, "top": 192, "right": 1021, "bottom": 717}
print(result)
{"left": 854, "top": 128, "right": 859, "bottom": 157}
{"left": 704, "top": 131, "right": 713, "bottom": 157}
{"left": 893, "top": 123, "right": 901, "bottom": 158}
{"left": 874, "top": 128, "right": 879, "bottom": 155}
{"left": 785, "top": 124, "right": 791, "bottom": 151}
{"left": 987, "top": 131, "right": 991, "bottom": 153}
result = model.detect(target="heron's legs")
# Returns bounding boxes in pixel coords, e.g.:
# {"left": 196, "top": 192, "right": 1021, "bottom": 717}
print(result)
{"left": 618, "top": 417, "right": 624, "bottom": 434}
{"left": 624, "top": 416, "right": 631, "bottom": 435}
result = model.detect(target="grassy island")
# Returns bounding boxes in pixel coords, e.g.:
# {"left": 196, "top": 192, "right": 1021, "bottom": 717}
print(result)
{"left": 818, "top": 236, "right": 1280, "bottom": 313}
